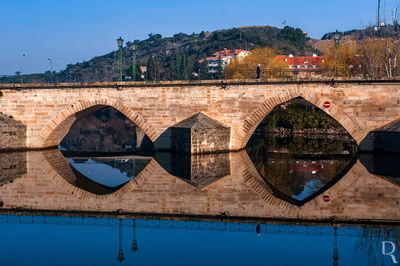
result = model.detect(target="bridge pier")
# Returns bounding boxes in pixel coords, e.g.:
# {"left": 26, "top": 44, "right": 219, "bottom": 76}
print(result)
{"left": 359, "top": 119, "right": 400, "bottom": 153}
{"left": 135, "top": 127, "right": 145, "bottom": 149}
{"left": 154, "top": 113, "right": 230, "bottom": 154}
{"left": 0, "top": 81, "right": 399, "bottom": 153}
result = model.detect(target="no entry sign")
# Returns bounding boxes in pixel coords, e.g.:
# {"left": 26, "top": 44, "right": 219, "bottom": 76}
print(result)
{"left": 323, "top": 101, "right": 332, "bottom": 109}
{"left": 323, "top": 195, "right": 331, "bottom": 202}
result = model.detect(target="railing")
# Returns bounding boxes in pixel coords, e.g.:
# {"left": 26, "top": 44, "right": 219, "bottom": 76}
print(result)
{"left": 0, "top": 68, "right": 395, "bottom": 85}
{"left": 0, "top": 213, "right": 399, "bottom": 237}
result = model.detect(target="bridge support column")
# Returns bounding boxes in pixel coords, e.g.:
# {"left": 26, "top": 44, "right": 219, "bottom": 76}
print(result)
{"left": 154, "top": 113, "right": 231, "bottom": 154}
{"left": 135, "top": 127, "right": 145, "bottom": 149}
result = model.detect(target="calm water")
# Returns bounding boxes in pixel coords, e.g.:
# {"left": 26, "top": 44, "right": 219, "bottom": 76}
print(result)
{"left": 0, "top": 133, "right": 400, "bottom": 265}
{"left": 0, "top": 215, "right": 399, "bottom": 266}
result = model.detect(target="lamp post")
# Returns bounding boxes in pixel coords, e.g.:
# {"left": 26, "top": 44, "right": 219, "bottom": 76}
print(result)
{"left": 131, "top": 219, "right": 138, "bottom": 252}
{"left": 132, "top": 45, "right": 137, "bottom": 81}
{"left": 116, "top": 36, "right": 124, "bottom": 82}
{"left": 47, "top": 57, "right": 53, "bottom": 83}
{"left": 332, "top": 225, "right": 339, "bottom": 266}
{"left": 117, "top": 219, "right": 125, "bottom": 263}
{"left": 20, "top": 53, "right": 25, "bottom": 84}
{"left": 333, "top": 30, "right": 341, "bottom": 78}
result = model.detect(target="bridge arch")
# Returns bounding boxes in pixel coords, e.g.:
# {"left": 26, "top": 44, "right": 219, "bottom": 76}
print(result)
{"left": 39, "top": 149, "right": 160, "bottom": 200}
{"left": 236, "top": 90, "right": 366, "bottom": 149}
{"left": 37, "top": 99, "right": 158, "bottom": 148}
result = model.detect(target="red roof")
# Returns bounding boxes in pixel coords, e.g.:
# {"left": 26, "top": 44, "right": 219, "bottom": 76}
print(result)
{"left": 199, "top": 57, "right": 220, "bottom": 63}
{"left": 199, "top": 49, "right": 250, "bottom": 63}
{"left": 214, "top": 49, "right": 249, "bottom": 56}
{"left": 275, "top": 55, "right": 325, "bottom": 66}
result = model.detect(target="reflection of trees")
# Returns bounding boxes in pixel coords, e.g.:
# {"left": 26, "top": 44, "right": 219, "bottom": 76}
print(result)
{"left": 246, "top": 133, "right": 355, "bottom": 204}
{"left": 265, "top": 98, "right": 343, "bottom": 130}
{"left": 355, "top": 226, "right": 400, "bottom": 266}
{"left": 248, "top": 129, "right": 355, "bottom": 155}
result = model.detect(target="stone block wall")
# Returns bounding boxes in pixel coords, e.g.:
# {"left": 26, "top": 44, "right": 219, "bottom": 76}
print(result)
{"left": 0, "top": 115, "right": 26, "bottom": 151}
{"left": 0, "top": 151, "right": 400, "bottom": 222}
{"left": 190, "top": 126, "right": 231, "bottom": 154}
{"left": 0, "top": 81, "right": 399, "bottom": 152}
{"left": 0, "top": 152, "right": 27, "bottom": 186}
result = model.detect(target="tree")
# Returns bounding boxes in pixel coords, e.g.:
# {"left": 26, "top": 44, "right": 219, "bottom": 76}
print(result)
{"left": 167, "top": 52, "right": 194, "bottom": 80}
{"left": 322, "top": 41, "right": 362, "bottom": 78}
{"left": 322, "top": 38, "right": 400, "bottom": 79}
{"left": 198, "top": 60, "right": 209, "bottom": 80}
{"left": 359, "top": 38, "right": 400, "bottom": 79}
{"left": 224, "top": 47, "right": 277, "bottom": 79}
{"left": 146, "top": 56, "right": 155, "bottom": 81}
{"left": 215, "top": 56, "right": 224, "bottom": 79}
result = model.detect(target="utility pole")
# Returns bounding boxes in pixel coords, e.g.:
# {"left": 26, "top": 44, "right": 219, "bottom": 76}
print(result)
{"left": 47, "top": 58, "right": 53, "bottom": 83}
{"left": 377, "top": 0, "right": 381, "bottom": 28}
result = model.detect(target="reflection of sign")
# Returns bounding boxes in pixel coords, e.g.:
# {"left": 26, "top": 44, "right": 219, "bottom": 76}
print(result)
{"left": 323, "top": 195, "right": 331, "bottom": 202}
{"left": 323, "top": 101, "right": 332, "bottom": 109}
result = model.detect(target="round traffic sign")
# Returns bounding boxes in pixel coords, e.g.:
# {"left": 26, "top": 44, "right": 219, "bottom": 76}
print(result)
{"left": 323, "top": 101, "right": 332, "bottom": 108}
{"left": 323, "top": 195, "right": 331, "bottom": 202}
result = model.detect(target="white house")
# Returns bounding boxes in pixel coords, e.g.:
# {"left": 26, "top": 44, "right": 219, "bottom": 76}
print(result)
{"left": 199, "top": 48, "right": 251, "bottom": 73}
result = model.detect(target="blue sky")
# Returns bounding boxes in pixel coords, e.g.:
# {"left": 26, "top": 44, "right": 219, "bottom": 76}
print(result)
{"left": 0, "top": 0, "right": 399, "bottom": 75}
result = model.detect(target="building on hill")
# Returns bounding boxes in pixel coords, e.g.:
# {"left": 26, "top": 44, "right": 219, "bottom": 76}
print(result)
{"left": 200, "top": 48, "right": 250, "bottom": 74}
{"left": 275, "top": 54, "right": 325, "bottom": 78}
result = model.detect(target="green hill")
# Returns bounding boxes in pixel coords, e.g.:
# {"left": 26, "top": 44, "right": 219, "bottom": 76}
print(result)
{"left": 0, "top": 25, "right": 317, "bottom": 83}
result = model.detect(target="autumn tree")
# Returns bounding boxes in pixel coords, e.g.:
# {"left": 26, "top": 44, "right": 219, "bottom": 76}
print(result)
{"left": 322, "top": 38, "right": 400, "bottom": 79}
{"left": 322, "top": 41, "right": 362, "bottom": 78}
{"left": 358, "top": 38, "right": 400, "bottom": 79}
{"left": 224, "top": 47, "right": 288, "bottom": 79}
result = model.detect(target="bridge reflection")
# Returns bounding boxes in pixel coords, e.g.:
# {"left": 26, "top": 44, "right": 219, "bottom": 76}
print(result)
{"left": 0, "top": 150, "right": 399, "bottom": 223}
{"left": 0, "top": 152, "right": 26, "bottom": 186}
{"left": 247, "top": 152, "right": 357, "bottom": 206}
{"left": 67, "top": 156, "right": 152, "bottom": 195}
{"left": 154, "top": 152, "right": 230, "bottom": 189}
{"left": 0, "top": 211, "right": 397, "bottom": 265}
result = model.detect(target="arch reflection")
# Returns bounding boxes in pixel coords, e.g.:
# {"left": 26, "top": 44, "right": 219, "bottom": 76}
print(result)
{"left": 67, "top": 156, "right": 152, "bottom": 195}
{"left": 246, "top": 134, "right": 357, "bottom": 206}
{"left": 41, "top": 149, "right": 152, "bottom": 195}
{"left": 154, "top": 152, "right": 230, "bottom": 189}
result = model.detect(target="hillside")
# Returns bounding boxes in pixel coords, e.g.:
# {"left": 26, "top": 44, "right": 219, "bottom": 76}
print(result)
{"left": 0, "top": 26, "right": 317, "bottom": 83}
{"left": 322, "top": 25, "right": 400, "bottom": 41}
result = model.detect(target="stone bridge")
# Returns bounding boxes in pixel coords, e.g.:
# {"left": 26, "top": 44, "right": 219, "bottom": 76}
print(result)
{"left": 0, "top": 80, "right": 399, "bottom": 152}
{"left": 0, "top": 150, "right": 399, "bottom": 223}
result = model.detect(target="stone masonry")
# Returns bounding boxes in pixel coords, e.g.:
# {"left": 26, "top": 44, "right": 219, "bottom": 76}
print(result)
{"left": 0, "top": 150, "right": 399, "bottom": 223}
{"left": 0, "top": 80, "right": 399, "bottom": 152}
{"left": 0, "top": 114, "right": 26, "bottom": 150}
{"left": 168, "top": 112, "right": 230, "bottom": 154}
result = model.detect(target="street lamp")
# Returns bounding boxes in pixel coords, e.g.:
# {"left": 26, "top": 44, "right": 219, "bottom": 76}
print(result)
{"left": 20, "top": 53, "right": 26, "bottom": 84}
{"left": 117, "top": 219, "right": 125, "bottom": 263}
{"left": 131, "top": 219, "right": 138, "bottom": 252}
{"left": 333, "top": 30, "right": 341, "bottom": 78}
{"left": 332, "top": 225, "right": 339, "bottom": 266}
{"left": 47, "top": 58, "right": 53, "bottom": 83}
{"left": 132, "top": 45, "right": 137, "bottom": 81}
{"left": 116, "top": 36, "right": 124, "bottom": 82}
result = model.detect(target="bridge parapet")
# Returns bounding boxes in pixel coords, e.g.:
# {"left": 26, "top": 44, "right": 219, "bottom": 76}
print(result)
{"left": 0, "top": 80, "right": 399, "bottom": 152}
